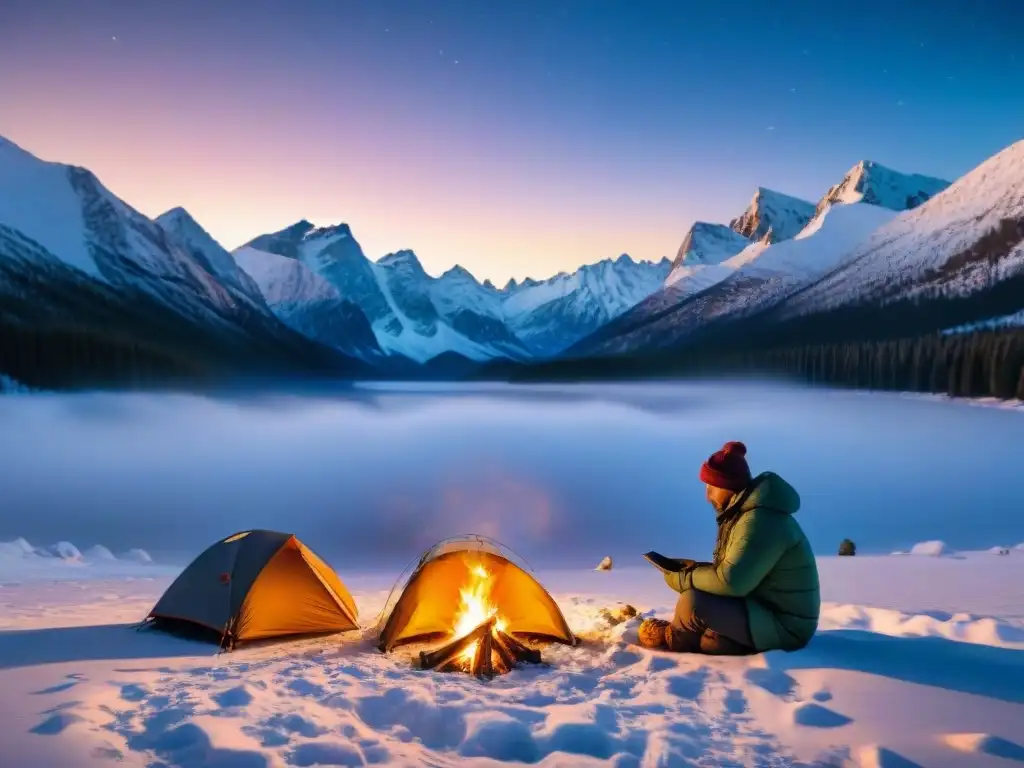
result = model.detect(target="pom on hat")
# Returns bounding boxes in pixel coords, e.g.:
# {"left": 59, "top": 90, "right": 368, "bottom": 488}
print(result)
{"left": 699, "top": 440, "right": 752, "bottom": 492}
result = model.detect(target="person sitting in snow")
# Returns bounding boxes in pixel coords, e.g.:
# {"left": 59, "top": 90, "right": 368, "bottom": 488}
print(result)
{"left": 641, "top": 441, "right": 820, "bottom": 655}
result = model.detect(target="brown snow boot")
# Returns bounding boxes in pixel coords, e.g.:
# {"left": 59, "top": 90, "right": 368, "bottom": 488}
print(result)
{"left": 664, "top": 623, "right": 697, "bottom": 653}
{"left": 638, "top": 618, "right": 670, "bottom": 649}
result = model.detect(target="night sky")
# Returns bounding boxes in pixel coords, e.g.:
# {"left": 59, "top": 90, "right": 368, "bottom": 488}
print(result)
{"left": 2, "top": 0, "right": 1022, "bottom": 282}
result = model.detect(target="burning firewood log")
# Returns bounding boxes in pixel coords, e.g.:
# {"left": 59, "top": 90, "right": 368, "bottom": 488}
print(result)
{"left": 471, "top": 629, "right": 494, "bottom": 679}
{"left": 417, "top": 616, "right": 545, "bottom": 676}
{"left": 495, "top": 629, "right": 542, "bottom": 665}
{"left": 491, "top": 631, "right": 517, "bottom": 672}
{"left": 418, "top": 617, "right": 495, "bottom": 671}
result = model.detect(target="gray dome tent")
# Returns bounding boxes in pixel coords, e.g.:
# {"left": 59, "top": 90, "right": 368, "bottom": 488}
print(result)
{"left": 144, "top": 529, "right": 359, "bottom": 649}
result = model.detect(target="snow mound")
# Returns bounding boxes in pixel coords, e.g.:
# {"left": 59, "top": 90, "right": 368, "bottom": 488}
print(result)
{"left": 44, "top": 541, "right": 83, "bottom": 561}
{"left": 820, "top": 602, "right": 1024, "bottom": 646}
{"left": 83, "top": 545, "right": 117, "bottom": 562}
{"left": 987, "top": 546, "right": 1011, "bottom": 556}
{"left": 119, "top": 548, "right": 153, "bottom": 564}
{"left": 0, "top": 537, "right": 36, "bottom": 559}
{"left": 909, "top": 540, "right": 950, "bottom": 556}
{"left": 0, "top": 537, "right": 153, "bottom": 566}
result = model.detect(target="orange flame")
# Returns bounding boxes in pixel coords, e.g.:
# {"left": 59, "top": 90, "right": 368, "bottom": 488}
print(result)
{"left": 452, "top": 562, "right": 507, "bottom": 666}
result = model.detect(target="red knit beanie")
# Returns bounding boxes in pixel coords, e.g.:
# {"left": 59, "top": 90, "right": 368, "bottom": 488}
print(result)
{"left": 699, "top": 441, "right": 752, "bottom": 492}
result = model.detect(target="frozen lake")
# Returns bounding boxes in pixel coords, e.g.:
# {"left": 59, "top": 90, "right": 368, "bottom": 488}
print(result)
{"left": 0, "top": 381, "right": 1021, "bottom": 568}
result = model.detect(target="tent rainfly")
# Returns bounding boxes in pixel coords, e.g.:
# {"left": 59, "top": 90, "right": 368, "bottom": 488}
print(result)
{"left": 377, "top": 536, "right": 575, "bottom": 654}
{"left": 144, "top": 530, "right": 358, "bottom": 649}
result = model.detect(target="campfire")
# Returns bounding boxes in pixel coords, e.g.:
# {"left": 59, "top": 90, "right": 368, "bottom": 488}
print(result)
{"left": 376, "top": 536, "right": 575, "bottom": 679}
{"left": 416, "top": 563, "right": 542, "bottom": 678}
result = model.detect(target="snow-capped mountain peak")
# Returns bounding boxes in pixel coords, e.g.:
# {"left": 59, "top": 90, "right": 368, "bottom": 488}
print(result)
{"left": 242, "top": 220, "right": 356, "bottom": 260}
{"left": 784, "top": 138, "right": 1024, "bottom": 314}
{"left": 500, "top": 253, "right": 672, "bottom": 355}
{"left": 233, "top": 244, "right": 383, "bottom": 360}
{"left": 306, "top": 222, "right": 352, "bottom": 240}
{"left": 813, "top": 160, "right": 950, "bottom": 221}
{"left": 729, "top": 187, "right": 815, "bottom": 243}
{"left": 155, "top": 206, "right": 264, "bottom": 301}
{"left": 665, "top": 223, "right": 751, "bottom": 287}
{"left": 673, "top": 223, "right": 751, "bottom": 268}
{"left": 378, "top": 249, "right": 427, "bottom": 275}
{"left": 439, "top": 264, "right": 478, "bottom": 283}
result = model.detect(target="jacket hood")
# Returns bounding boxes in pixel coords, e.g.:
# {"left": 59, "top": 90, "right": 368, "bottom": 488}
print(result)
{"left": 739, "top": 471, "right": 801, "bottom": 515}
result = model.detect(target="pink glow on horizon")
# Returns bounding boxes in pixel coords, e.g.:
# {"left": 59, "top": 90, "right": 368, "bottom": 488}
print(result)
{"left": 4, "top": 120, "right": 701, "bottom": 283}
{"left": 3, "top": 64, "right": 723, "bottom": 283}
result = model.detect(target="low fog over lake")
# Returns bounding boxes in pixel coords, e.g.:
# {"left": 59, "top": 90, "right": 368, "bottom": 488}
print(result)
{"left": 1, "top": 382, "right": 1021, "bottom": 569}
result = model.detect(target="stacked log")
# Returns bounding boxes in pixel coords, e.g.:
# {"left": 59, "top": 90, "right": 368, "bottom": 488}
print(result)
{"left": 418, "top": 618, "right": 543, "bottom": 677}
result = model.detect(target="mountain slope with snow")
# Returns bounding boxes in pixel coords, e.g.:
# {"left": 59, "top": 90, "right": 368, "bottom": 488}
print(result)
{"left": 0, "top": 136, "right": 360, "bottom": 385}
{"left": 778, "top": 139, "right": 1024, "bottom": 319}
{"left": 233, "top": 246, "right": 383, "bottom": 359}
{"left": 154, "top": 207, "right": 265, "bottom": 304}
{"left": 237, "top": 219, "right": 672, "bottom": 361}
{"left": 502, "top": 255, "right": 672, "bottom": 356}
{"left": 667, "top": 223, "right": 750, "bottom": 284}
{"left": 569, "top": 159, "right": 953, "bottom": 358}
{"left": 574, "top": 202, "right": 898, "bottom": 355}
{"left": 236, "top": 226, "right": 531, "bottom": 362}
{"left": 811, "top": 160, "right": 950, "bottom": 222}
{"left": 580, "top": 188, "right": 818, "bottom": 356}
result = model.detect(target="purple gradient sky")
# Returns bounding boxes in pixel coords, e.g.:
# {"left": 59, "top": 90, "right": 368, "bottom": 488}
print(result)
{"left": 2, "top": 0, "right": 1022, "bottom": 283}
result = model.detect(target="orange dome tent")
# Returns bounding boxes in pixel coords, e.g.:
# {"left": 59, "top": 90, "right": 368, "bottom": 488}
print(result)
{"left": 377, "top": 535, "right": 575, "bottom": 653}
{"left": 144, "top": 530, "right": 359, "bottom": 649}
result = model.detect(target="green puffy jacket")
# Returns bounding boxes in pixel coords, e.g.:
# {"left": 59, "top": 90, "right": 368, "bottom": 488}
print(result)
{"left": 664, "top": 471, "right": 820, "bottom": 651}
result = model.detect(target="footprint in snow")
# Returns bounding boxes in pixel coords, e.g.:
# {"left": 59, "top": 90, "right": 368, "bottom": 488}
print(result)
{"left": 744, "top": 666, "right": 798, "bottom": 699}
{"left": 666, "top": 668, "right": 708, "bottom": 700}
{"left": 30, "top": 711, "right": 85, "bottom": 735}
{"left": 723, "top": 688, "right": 747, "bottom": 715}
{"left": 212, "top": 684, "right": 254, "bottom": 708}
{"left": 792, "top": 702, "right": 853, "bottom": 728}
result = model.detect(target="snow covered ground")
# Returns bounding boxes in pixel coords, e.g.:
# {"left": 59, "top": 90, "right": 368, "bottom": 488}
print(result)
{"left": 2, "top": 548, "right": 1023, "bottom": 768}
